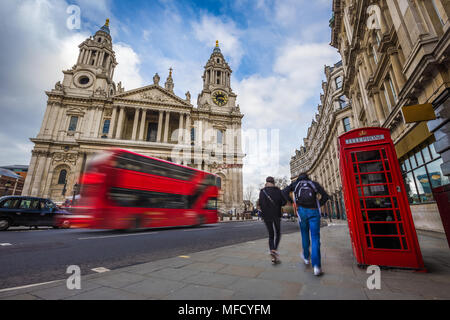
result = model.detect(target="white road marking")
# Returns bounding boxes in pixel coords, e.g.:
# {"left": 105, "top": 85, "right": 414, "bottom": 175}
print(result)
{"left": 91, "top": 267, "right": 110, "bottom": 273}
{"left": 78, "top": 231, "right": 158, "bottom": 240}
{"left": 0, "top": 243, "right": 12, "bottom": 246}
{"left": 0, "top": 280, "right": 62, "bottom": 293}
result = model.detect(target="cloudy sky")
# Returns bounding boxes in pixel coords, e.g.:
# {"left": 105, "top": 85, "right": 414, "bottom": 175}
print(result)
{"left": 0, "top": 0, "right": 340, "bottom": 194}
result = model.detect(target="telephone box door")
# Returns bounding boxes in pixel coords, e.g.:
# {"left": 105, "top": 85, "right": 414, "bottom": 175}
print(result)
{"left": 344, "top": 142, "right": 424, "bottom": 269}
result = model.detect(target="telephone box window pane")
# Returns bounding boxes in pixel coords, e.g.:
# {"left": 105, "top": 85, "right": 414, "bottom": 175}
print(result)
{"left": 386, "top": 172, "right": 392, "bottom": 183}
{"left": 358, "top": 185, "right": 390, "bottom": 197}
{"left": 358, "top": 161, "right": 384, "bottom": 173}
{"left": 356, "top": 150, "right": 381, "bottom": 162}
{"left": 399, "top": 223, "right": 405, "bottom": 235}
{"left": 401, "top": 237, "right": 408, "bottom": 250}
{"left": 361, "top": 211, "right": 368, "bottom": 221}
{"left": 355, "top": 175, "right": 360, "bottom": 185}
{"left": 360, "top": 173, "right": 387, "bottom": 184}
{"left": 427, "top": 158, "right": 450, "bottom": 188}
{"left": 366, "top": 237, "right": 372, "bottom": 248}
{"left": 364, "top": 224, "right": 369, "bottom": 234}
{"left": 413, "top": 167, "right": 432, "bottom": 202}
{"left": 367, "top": 210, "right": 395, "bottom": 221}
{"left": 361, "top": 198, "right": 392, "bottom": 209}
{"left": 381, "top": 149, "right": 387, "bottom": 159}
{"left": 363, "top": 197, "right": 393, "bottom": 209}
{"left": 370, "top": 223, "right": 398, "bottom": 235}
{"left": 353, "top": 164, "right": 359, "bottom": 174}
{"left": 383, "top": 160, "right": 390, "bottom": 171}
{"left": 372, "top": 237, "right": 401, "bottom": 249}
{"left": 351, "top": 153, "right": 356, "bottom": 162}
{"left": 395, "top": 210, "right": 402, "bottom": 221}
{"left": 404, "top": 172, "right": 420, "bottom": 204}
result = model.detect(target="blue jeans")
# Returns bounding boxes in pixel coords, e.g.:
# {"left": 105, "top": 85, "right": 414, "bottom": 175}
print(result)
{"left": 297, "top": 207, "right": 321, "bottom": 268}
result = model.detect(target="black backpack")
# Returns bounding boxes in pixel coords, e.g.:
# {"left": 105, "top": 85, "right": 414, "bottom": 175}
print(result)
{"left": 294, "top": 180, "right": 318, "bottom": 207}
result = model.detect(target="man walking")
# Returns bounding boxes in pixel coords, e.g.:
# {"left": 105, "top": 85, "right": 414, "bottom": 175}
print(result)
{"left": 258, "top": 176, "right": 287, "bottom": 264}
{"left": 283, "top": 173, "right": 329, "bottom": 276}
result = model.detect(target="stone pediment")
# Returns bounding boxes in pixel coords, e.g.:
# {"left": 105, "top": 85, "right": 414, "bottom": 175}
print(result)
{"left": 113, "top": 85, "right": 190, "bottom": 106}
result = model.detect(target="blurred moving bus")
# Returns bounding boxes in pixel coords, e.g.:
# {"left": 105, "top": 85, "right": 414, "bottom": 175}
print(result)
{"left": 58, "top": 149, "right": 219, "bottom": 229}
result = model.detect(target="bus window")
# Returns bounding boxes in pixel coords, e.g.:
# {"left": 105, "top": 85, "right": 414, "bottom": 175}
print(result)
{"left": 205, "top": 198, "right": 217, "bottom": 210}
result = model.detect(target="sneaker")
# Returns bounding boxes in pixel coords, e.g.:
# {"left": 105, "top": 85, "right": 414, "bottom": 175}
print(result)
{"left": 301, "top": 253, "right": 310, "bottom": 265}
{"left": 271, "top": 250, "right": 280, "bottom": 264}
{"left": 313, "top": 266, "right": 322, "bottom": 276}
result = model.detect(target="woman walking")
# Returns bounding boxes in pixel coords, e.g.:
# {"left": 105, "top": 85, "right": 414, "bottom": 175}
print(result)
{"left": 258, "top": 176, "right": 287, "bottom": 264}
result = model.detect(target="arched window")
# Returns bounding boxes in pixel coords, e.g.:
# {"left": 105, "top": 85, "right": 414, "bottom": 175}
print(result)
{"left": 58, "top": 170, "right": 67, "bottom": 185}
{"left": 216, "top": 176, "right": 222, "bottom": 188}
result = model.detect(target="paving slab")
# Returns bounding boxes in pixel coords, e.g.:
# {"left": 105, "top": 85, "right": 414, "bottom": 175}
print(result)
{"left": 3, "top": 220, "right": 450, "bottom": 300}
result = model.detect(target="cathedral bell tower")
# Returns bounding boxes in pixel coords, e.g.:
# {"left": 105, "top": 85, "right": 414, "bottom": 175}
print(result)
{"left": 61, "top": 19, "right": 118, "bottom": 98}
{"left": 198, "top": 41, "right": 237, "bottom": 110}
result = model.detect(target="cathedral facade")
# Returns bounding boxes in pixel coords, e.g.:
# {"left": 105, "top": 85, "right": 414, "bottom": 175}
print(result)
{"left": 22, "top": 20, "right": 245, "bottom": 213}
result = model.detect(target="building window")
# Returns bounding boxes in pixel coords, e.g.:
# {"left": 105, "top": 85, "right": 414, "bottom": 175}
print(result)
{"left": 102, "top": 119, "right": 110, "bottom": 135}
{"left": 382, "top": 85, "right": 392, "bottom": 111}
{"left": 400, "top": 140, "right": 449, "bottom": 204}
{"left": 343, "top": 117, "right": 351, "bottom": 132}
{"left": 190, "top": 127, "right": 195, "bottom": 141}
{"left": 217, "top": 130, "right": 223, "bottom": 144}
{"left": 431, "top": 0, "right": 445, "bottom": 26}
{"left": 388, "top": 76, "right": 397, "bottom": 101}
{"left": 372, "top": 46, "right": 378, "bottom": 64}
{"left": 58, "top": 169, "right": 67, "bottom": 185}
{"left": 338, "top": 95, "right": 348, "bottom": 109}
{"left": 335, "top": 76, "right": 343, "bottom": 89}
{"left": 68, "top": 116, "right": 78, "bottom": 132}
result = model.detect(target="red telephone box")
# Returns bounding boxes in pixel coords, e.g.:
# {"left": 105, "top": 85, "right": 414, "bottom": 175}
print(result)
{"left": 338, "top": 127, "right": 425, "bottom": 270}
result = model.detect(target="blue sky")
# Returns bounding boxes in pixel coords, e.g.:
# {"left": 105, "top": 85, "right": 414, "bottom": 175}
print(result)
{"left": 0, "top": 0, "right": 340, "bottom": 194}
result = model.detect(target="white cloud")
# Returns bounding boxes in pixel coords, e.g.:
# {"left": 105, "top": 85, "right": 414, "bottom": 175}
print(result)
{"left": 114, "top": 43, "right": 145, "bottom": 90}
{"left": 236, "top": 42, "right": 340, "bottom": 187}
{"left": 192, "top": 14, "right": 244, "bottom": 68}
{"left": 0, "top": 0, "right": 144, "bottom": 167}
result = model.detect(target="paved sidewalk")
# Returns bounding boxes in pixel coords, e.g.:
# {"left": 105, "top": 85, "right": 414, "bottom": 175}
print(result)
{"left": 1, "top": 221, "right": 450, "bottom": 300}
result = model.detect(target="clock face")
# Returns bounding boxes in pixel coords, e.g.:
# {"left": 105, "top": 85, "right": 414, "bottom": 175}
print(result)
{"left": 212, "top": 91, "right": 228, "bottom": 106}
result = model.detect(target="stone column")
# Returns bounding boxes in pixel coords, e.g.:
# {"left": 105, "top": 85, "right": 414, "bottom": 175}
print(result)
{"left": 93, "top": 107, "right": 103, "bottom": 138}
{"left": 163, "top": 111, "right": 170, "bottom": 143}
{"left": 388, "top": 48, "right": 406, "bottom": 91}
{"left": 22, "top": 153, "right": 38, "bottom": 196}
{"left": 185, "top": 114, "right": 191, "bottom": 145}
{"left": 131, "top": 108, "right": 140, "bottom": 140}
{"left": 108, "top": 106, "right": 117, "bottom": 139}
{"left": 178, "top": 113, "right": 184, "bottom": 143}
{"left": 157, "top": 111, "right": 164, "bottom": 142}
{"left": 115, "top": 106, "right": 125, "bottom": 139}
{"left": 373, "top": 91, "right": 386, "bottom": 124}
{"left": 31, "top": 154, "right": 46, "bottom": 196}
{"left": 139, "top": 108, "right": 147, "bottom": 141}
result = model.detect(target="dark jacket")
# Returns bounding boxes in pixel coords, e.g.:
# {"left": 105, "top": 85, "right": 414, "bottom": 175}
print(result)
{"left": 258, "top": 183, "right": 287, "bottom": 220}
{"left": 282, "top": 175, "right": 330, "bottom": 209}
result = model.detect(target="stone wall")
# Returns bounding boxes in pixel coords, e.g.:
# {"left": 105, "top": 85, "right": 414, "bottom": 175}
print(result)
{"left": 410, "top": 203, "right": 445, "bottom": 233}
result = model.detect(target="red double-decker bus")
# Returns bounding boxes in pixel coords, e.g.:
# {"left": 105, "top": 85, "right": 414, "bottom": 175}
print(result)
{"left": 57, "top": 149, "right": 219, "bottom": 230}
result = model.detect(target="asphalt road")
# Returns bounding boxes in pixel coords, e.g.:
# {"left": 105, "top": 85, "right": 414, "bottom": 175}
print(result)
{"left": 0, "top": 219, "right": 300, "bottom": 290}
